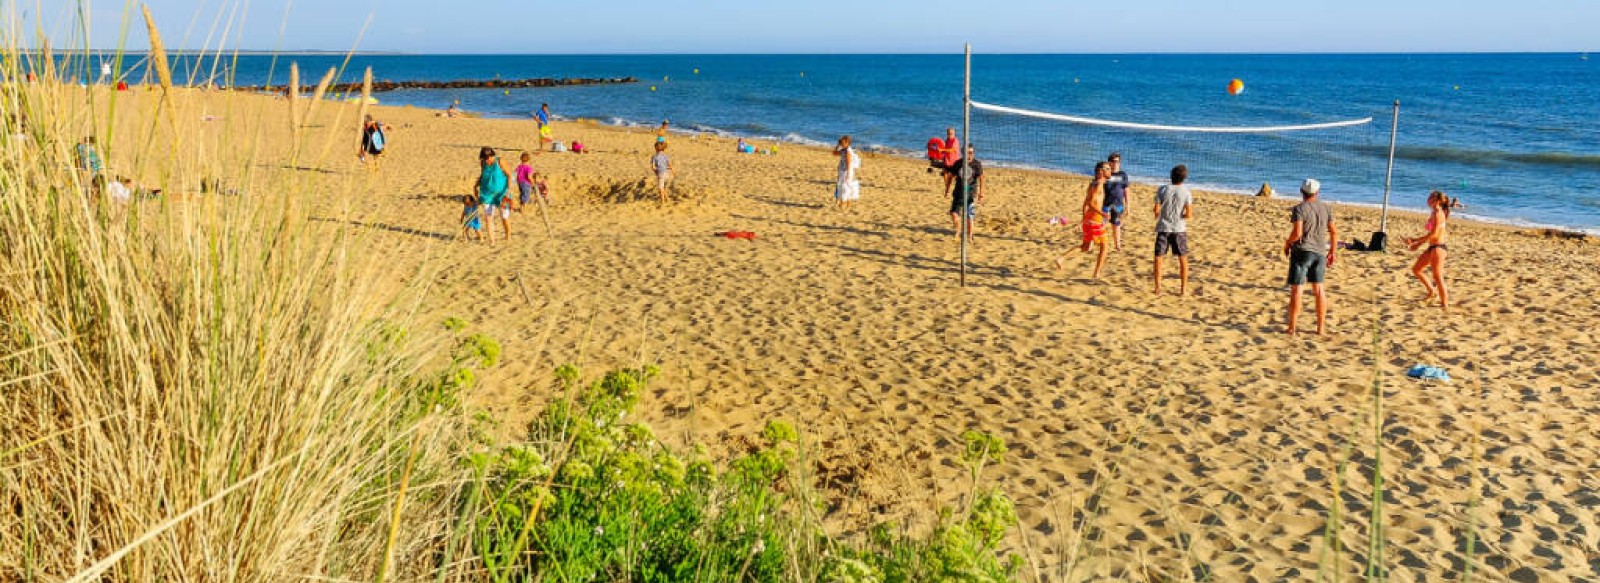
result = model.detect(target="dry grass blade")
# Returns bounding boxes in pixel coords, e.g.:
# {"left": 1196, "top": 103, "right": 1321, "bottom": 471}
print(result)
{"left": 64, "top": 455, "right": 298, "bottom": 583}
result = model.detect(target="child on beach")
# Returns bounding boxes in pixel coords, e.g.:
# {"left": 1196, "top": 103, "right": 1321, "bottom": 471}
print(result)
{"left": 1053, "top": 161, "right": 1111, "bottom": 280}
{"left": 833, "top": 135, "right": 861, "bottom": 211}
{"left": 515, "top": 152, "right": 538, "bottom": 208}
{"left": 1404, "top": 190, "right": 1455, "bottom": 311}
{"left": 650, "top": 141, "right": 673, "bottom": 203}
{"left": 1151, "top": 164, "right": 1194, "bottom": 296}
{"left": 460, "top": 193, "right": 483, "bottom": 241}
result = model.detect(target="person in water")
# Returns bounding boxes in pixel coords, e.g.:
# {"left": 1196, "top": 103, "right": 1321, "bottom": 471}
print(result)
{"left": 1405, "top": 190, "right": 1457, "bottom": 311}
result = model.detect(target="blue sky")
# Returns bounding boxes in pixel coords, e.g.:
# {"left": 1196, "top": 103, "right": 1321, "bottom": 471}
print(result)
{"left": 22, "top": 0, "right": 1600, "bottom": 54}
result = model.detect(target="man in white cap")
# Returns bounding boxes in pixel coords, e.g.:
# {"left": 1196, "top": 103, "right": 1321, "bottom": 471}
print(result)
{"left": 1284, "top": 178, "right": 1336, "bottom": 335}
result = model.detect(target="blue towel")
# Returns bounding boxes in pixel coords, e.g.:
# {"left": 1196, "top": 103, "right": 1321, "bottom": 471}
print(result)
{"left": 1406, "top": 364, "right": 1451, "bottom": 382}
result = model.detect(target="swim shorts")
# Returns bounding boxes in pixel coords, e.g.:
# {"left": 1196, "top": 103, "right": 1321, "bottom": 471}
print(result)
{"left": 1154, "top": 232, "right": 1188, "bottom": 256}
{"left": 1286, "top": 249, "right": 1327, "bottom": 286}
{"left": 1104, "top": 204, "right": 1125, "bottom": 226}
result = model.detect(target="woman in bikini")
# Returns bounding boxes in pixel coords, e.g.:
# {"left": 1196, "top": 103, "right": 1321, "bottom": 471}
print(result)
{"left": 1404, "top": 190, "right": 1454, "bottom": 310}
{"left": 1054, "top": 161, "right": 1111, "bottom": 280}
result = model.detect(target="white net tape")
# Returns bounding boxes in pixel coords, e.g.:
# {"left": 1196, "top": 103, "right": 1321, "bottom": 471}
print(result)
{"left": 971, "top": 101, "right": 1373, "bottom": 134}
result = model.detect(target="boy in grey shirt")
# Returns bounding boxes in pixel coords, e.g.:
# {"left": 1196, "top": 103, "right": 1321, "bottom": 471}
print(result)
{"left": 1152, "top": 164, "right": 1194, "bottom": 296}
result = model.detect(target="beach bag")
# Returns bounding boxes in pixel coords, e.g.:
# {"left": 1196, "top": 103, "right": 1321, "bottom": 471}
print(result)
{"left": 369, "top": 127, "right": 386, "bottom": 153}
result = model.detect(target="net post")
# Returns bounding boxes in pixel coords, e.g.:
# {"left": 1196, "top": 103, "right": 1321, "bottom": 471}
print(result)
{"left": 960, "top": 43, "right": 972, "bottom": 287}
{"left": 1376, "top": 99, "right": 1400, "bottom": 251}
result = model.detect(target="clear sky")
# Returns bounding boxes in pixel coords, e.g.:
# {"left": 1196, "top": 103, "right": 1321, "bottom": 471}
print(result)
{"left": 20, "top": 0, "right": 1600, "bottom": 54}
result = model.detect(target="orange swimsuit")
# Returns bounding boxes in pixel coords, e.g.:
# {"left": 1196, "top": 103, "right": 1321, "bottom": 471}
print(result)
{"left": 1081, "top": 207, "right": 1107, "bottom": 244}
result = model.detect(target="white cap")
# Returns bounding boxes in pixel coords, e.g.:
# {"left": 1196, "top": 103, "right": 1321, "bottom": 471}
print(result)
{"left": 1300, "top": 178, "right": 1321, "bottom": 196}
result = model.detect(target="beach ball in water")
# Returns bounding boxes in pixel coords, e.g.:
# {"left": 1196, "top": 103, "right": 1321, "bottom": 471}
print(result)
{"left": 1227, "top": 79, "right": 1245, "bottom": 96}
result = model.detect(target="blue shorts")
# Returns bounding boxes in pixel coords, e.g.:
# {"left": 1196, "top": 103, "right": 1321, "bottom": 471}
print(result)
{"left": 1103, "top": 203, "right": 1125, "bottom": 226}
{"left": 518, "top": 182, "right": 533, "bottom": 205}
{"left": 1287, "top": 249, "right": 1327, "bottom": 286}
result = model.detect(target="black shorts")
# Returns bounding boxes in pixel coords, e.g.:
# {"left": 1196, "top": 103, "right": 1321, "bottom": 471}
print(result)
{"left": 949, "top": 197, "right": 976, "bottom": 218}
{"left": 1286, "top": 249, "right": 1327, "bottom": 286}
{"left": 1154, "top": 232, "right": 1188, "bottom": 256}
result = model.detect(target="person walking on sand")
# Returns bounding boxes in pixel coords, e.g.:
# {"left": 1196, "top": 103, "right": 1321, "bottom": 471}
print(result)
{"left": 1284, "top": 178, "right": 1337, "bottom": 335}
{"left": 1053, "top": 161, "right": 1111, "bottom": 280}
{"left": 650, "top": 141, "right": 673, "bottom": 204}
{"left": 944, "top": 145, "right": 984, "bottom": 240}
{"left": 656, "top": 119, "right": 671, "bottom": 143}
{"left": 360, "top": 115, "right": 387, "bottom": 168}
{"left": 1104, "top": 152, "right": 1131, "bottom": 251}
{"left": 1151, "top": 164, "right": 1194, "bottom": 296}
{"left": 475, "top": 147, "right": 512, "bottom": 242}
{"left": 833, "top": 135, "right": 861, "bottom": 211}
{"left": 1404, "top": 190, "right": 1455, "bottom": 311}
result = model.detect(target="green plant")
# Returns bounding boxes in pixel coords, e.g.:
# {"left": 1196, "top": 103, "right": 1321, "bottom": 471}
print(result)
{"left": 460, "top": 365, "right": 1025, "bottom": 583}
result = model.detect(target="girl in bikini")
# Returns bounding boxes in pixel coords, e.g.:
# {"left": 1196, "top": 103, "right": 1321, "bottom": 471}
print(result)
{"left": 1053, "top": 161, "right": 1111, "bottom": 280}
{"left": 1404, "top": 190, "right": 1455, "bottom": 310}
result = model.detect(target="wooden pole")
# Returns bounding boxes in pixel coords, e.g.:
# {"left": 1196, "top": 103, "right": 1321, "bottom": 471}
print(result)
{"left": 960, "top": 44, "right": 972, "bottom": 287}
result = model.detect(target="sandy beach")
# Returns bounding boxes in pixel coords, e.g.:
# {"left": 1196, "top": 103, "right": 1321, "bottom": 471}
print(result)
{"left": 88, "top": 87, "right": 1600, "bottom": 581}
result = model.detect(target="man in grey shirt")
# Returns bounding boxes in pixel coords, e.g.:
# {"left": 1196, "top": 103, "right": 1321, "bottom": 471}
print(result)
{"left": 1284, "top": 178, "right": 1337, "bottom": 335}
{"left": 1151, "top": 164, "right": 1193, "bottom": 296}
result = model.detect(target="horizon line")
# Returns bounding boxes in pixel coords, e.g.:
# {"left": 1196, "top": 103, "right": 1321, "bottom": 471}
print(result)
{"left": 23, "top": 49, "right": 1595, "bottom": 57}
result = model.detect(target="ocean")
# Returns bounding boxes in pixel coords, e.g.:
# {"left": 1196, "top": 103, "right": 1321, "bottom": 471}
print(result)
{"left": 107, "top": 53, "right": 1600, "bottom": 232}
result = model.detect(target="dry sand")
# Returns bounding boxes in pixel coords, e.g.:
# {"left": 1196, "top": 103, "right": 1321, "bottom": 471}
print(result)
{"left": 90, "top": 88, "right": 1600, "bottom": 581}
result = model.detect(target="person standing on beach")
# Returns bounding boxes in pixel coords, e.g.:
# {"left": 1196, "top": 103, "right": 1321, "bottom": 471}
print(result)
{"left": 936, "top": 127, "right": 959, "bottom": 191}
{"left": 1053, "top": 162, "right": 1111, "bottom": 280}
{"left": 475, "top": 147, "right": 512, "bottom": 243}
{"left": 1404, "top": 190, "right": 1454, "bottom": 311}
{"left": 360, "top": 115, "right": 387, "bottom": 168}
{"left": 833, "top": 135, "right": 861, "bottom": 211}
{"left": 650, "top": 141, "right": 673, "bottom": 204}
{"left": 1104, "top": 152, "right": 1131, "bottom": 251}
{"left": 1151, "top": 164, "right": 1194, "bottom": 296}
{"left": 1284, "top": 178, "right": 1337, "bottom": 335}
{"left": 944, "top": 145, "right": 984, "bottom": 240}
{"left": 535, "top": 103, "right": 553, "bottom": 146}
{"left": 515, "top": 152, "right": 541, "bottom": 208}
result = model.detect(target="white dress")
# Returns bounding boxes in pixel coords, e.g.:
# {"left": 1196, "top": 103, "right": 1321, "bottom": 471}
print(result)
{"left": 834, "top": 147, "right": 860, "bottom": 201}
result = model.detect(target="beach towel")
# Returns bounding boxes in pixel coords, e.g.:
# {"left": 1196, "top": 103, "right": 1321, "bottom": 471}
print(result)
{"left": 715, "top": 231, "right": 757, "bottom": 240}
{"left": 1406, "top": 364, "right": 1451, "bottom": 382}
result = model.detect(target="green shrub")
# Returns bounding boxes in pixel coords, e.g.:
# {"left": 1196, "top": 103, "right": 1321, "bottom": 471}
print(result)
{"left": 459, "top": 365, "right": 1024, "bottom": 582}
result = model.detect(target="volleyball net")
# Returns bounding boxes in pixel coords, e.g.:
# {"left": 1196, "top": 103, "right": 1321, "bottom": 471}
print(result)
{"left": 966, "top": 99, "right": 1385, "bottom": 200}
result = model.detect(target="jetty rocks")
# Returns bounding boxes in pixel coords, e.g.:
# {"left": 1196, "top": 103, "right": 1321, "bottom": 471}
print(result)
{"left": 236, "top": 77, "right": 638, "bottom": 94}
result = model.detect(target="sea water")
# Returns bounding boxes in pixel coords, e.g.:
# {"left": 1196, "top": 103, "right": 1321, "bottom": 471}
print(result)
{"left": 115, "top": 53, "right": 1600, "bottom": 231}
